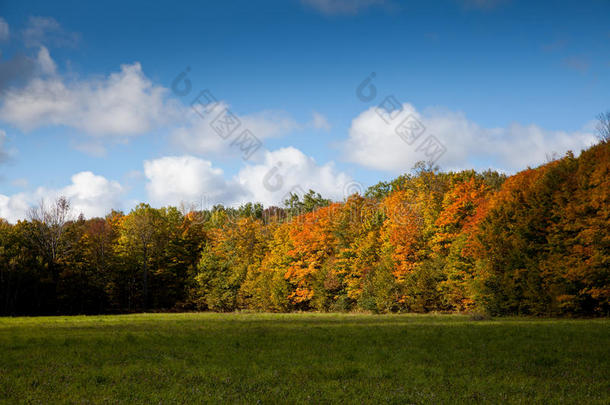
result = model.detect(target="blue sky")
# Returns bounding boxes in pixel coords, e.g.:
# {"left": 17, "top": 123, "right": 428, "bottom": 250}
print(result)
{"left": 0, "top": 0, "right": 608, "bottom": 221}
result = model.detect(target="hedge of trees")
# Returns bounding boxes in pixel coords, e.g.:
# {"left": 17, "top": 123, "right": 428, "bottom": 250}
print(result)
{"left": 1, "top": 142, "right": 608, "bottom": 316}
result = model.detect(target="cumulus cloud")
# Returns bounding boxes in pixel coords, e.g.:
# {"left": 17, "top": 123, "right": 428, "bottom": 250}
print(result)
{"left": 22, "top": 16, "right": 79, "bottom": 48}
{"left": 171, "top": 101, "right": 301, "bottom": 158}
{"left": 143, "top": 148, "right": 353, "bottom": 209}
{"left": 0, "top": 17, "right": 9, "bottom": 41}
{"left": 63, "top": 172, "right": 124, "bottom": 217}
{"left": 36, "top": 46, "right": 56, "bottom": 75}
{"left": 302, "top": 0, "right": 386, "bottom": 15}
{"left": 0, "top": 44, "right": 60, "bottom": 92}
{"left": 0, "top": 60, "right": 174, "bottom": 139}
{"left": 0, "top": 17, "right": 72, "bottom": 91}
{"left": 0, "top": 193, "right": 29, "bottom": 224}
{"left": 236, "top": 147, "right": 353, "bottom": 206}
{"left": 144, "top": 155, "right": 244, "bottom": 207}
{"left": 0, "top": 42, "right": 315, "bottom": 158}
{"left": 343, "top": 103, "right": 597, "bottom": 173}
{"left": 0, "top": 171, "right": 123, "bottom": 223}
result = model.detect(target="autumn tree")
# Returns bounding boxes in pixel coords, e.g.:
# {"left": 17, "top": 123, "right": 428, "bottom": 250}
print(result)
{"left": 0, "top": 141, "right": 606, "bottom": 317}
{"left": 283, "top": 203, "right": 341, "bottom": 310}
{"left": 432, "top": 174, "right": 494, "bottom": 311}
{"left": 195, "top": 216, "right": 270, "bottom": 311}
{"left": 116, "top": 204, "right": 168, "bottom": 310}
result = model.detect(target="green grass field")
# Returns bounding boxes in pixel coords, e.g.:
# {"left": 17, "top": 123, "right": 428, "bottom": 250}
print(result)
{"left": 0, "top": 313, "right": 608, "bottom": 404}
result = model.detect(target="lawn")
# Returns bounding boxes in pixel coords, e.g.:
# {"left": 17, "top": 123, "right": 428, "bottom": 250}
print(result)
{"left": 0, "top": 313, "right": 608, "bottom": 404}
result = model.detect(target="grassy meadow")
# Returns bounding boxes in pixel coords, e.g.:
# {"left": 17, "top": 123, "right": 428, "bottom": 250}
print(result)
{"left": 0, "top": 313, "right": 608, "bottom": 404}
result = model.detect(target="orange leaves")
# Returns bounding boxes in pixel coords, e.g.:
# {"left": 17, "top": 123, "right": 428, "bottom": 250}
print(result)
{"left": 436, "top": 177, "right": 489, "bottom": 232}
{"left": 434, "top": 176, "right": 492, "bottom": 259}
{"left": 284, "top": 203, "right": 341, "bottom": 306}
{"left": 473, "top": 142, "right": 610, "bottom": 315}
{"left": 194, "top": 144, "right": 608, "bottom": 315}
{"left": 289, "top": 204, "right": 341, "bottom": 252}
{"left": 380, "top": 190, "right": 423, "bottom": 282}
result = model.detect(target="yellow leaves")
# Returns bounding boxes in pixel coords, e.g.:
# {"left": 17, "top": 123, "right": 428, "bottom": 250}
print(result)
{"left": 379, "top": 190, "right": 424, "bottom": 282}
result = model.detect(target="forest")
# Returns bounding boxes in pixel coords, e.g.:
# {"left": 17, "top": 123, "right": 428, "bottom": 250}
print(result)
{"left": 1, "top": 141, "right": 608, "bottom": 317}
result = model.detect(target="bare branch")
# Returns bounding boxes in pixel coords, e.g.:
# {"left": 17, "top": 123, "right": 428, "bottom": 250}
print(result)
{"left": 596, "top": 111, "right": 610, "bottom": 143}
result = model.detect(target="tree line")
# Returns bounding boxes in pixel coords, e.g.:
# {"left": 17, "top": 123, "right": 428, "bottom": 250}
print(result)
{"left": 1, "top": 141, "right": 608, "bottom": 316}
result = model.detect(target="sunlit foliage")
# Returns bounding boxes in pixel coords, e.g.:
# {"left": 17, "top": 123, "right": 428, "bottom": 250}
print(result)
{"left": 1, "top": 142, "right": 608, "bottom": 316}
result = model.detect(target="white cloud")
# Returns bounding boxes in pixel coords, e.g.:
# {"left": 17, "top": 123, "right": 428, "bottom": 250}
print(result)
{"left": 170, "top": 102, "right": 236, "bottom": 157}
{"left": 302, "top": 0, "right": 386, "bottom": 15}
{"left": 0, "top": 60, "right": 175, "bottom": 139}
{"left": 144, "top": 155, "right": 244, "bottom": 208}
{"left": 171, "top": 102, "right": 300, "bottom": 157}
{"left": 0, "top": 45, "right": 58, "bottom": 92}
{"left": 143, "top": 148, "right": 353, "bottom": 209}
{"left": 0, "top": 171, "right": 123, "bottom": 223}
{"left": 36, "top": 46, "right": 56, "bottom": 75}
{"left": 63, "top": 172, "right": 124, "bottom": 217}
{"left": 0, "top": 17, "right": 9, "bottom": 41}
{"left": 343, "top": 103, "right": 597, "bottom": 173}
{"left": 0, "top": 193, "right": 29, "bottom": 224}
{"left": 0, "top": 45, "right": 317, "bottom": 159}
{"left": 236, "top": 147, "right": 352, "bottom": 206}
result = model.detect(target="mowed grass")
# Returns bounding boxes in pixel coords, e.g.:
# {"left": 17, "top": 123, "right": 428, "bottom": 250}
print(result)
{"left": 0, "top": 313, "right": 608, "bottom": 404}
